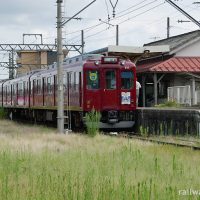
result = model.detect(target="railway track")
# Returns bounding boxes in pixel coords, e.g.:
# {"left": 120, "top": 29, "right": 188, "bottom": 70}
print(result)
{"left": 107, "top": 132, "right": 200, "bottom": 151}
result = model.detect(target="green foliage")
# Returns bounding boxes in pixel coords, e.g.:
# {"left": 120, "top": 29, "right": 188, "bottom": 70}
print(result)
{"left": 85, "top": 109, "right": 101, "bottom": 137}
{"left": 0, "top": 108, "right": 7, "bottom": 119}
{"left": 139, "top": 125, "right": 149, "bottom": 137}
{"left": 155, "top": 100, "right": 181, "bottom": 108}
{"left": 0, "top": 135, "right": 200, "bottom": 199}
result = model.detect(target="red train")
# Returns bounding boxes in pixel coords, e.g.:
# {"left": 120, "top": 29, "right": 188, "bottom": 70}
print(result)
{"left": 0, "top": 54, "right": 137, "bottom": 129}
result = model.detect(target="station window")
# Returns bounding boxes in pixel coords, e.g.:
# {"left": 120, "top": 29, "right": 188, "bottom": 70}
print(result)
{"left": 121, "top": 71, "right": 134, "bottom": 89}
{"left": 86, "top": 70, "right": 99, "bottom": 89}
{"left": 105, "top": 70, "right": 116, "bottom": 89}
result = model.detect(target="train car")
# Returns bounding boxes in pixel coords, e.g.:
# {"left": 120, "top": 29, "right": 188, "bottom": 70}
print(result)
{"left": 0, "top": 54, "right": 137, "bottom": 129}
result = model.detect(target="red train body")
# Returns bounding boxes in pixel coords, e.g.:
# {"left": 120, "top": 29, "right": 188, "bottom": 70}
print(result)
{"left": 0, "top": 54, "right": 137, "bottom": 129}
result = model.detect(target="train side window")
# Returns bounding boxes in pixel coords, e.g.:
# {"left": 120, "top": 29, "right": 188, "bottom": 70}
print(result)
{"left": 7, "top": 85, "right": 10, "bottom": 97}
{"left": 47, "top": 77, "right": 52, "bottom": 94}
{"left": 32, "top": 80, "right": 36, "bottom": 95}
{"left": 18, "top": 82, "right": 23, "bottom": 96}
{"left": 54, "top": 75, "right": 57, "bottom": 91}
{"left": 86, "top": 70, "right": 99, "bottom": 90}
{"left": 63, "top": 74, "right": 67, "bottom": 91}
{"left": 74, "top": 72, "right": 77, "bottom": 90}
{"left": 12, "top": 84, "right": 16, "bottom": 96}
{"left": 67, "top": 72, "right": 72, "bottom": 89}
{"left": 37, "top": 79, "right": 41, "bottom": 94}
{"left": 121, "top": 71, "right": 134, "bottom": 89}
{"left": 23, "top": 81, "right": 26, "bottom": 96}
{"left": 105, "top": 70, "right": 116, "bottom": 89}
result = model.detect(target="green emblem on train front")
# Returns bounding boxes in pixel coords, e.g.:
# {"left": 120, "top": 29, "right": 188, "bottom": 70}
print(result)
{"left": 89, "top": 72, "right": 97, "bottom": 81}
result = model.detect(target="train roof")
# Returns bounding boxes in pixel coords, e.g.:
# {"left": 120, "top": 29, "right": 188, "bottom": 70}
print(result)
{"left": 63, "top": 54, "right": 103, "bottom": 66}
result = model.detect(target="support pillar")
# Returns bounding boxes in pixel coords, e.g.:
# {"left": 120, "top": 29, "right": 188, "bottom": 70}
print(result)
{"left": 142, "top": 75, "right": 146, "bottom": 107}
{"left": 192, "top": 77, "right": 196, "bottom": 105}
{"left": 153, "top": 73, "right": 158, "bottom": 105}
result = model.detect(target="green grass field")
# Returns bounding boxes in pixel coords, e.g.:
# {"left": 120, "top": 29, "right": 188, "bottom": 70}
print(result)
{"left": 0, "top": 120, "right": 200, "bottom": 200}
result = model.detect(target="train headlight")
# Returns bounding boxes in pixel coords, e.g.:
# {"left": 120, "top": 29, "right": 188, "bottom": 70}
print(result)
{"left": 120, "top": 60, "right": 126, "bottom": 66}
{"left": 94, "top": 61, "right": 100, "bottom": 66}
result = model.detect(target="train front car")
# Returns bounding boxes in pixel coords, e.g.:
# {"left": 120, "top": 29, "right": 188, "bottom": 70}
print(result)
{"left": 83, "top": 56, "right": 136, "bottom": 129}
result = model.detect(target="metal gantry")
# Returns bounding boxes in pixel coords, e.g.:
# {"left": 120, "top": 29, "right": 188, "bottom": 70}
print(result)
{"left": 0, "top": 43, "right": 82, "bottom": 53}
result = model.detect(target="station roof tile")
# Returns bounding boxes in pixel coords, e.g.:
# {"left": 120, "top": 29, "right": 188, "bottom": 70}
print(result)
{"left": 137, "top": 57, "right": 200, "bottom": 73}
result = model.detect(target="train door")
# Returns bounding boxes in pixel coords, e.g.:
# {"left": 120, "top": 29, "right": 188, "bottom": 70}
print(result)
{"left": 101, "top": 69, "right": 119, "bottom": 109}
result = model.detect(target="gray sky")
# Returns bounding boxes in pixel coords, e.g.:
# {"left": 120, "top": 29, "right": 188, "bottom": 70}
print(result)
{"left": 0, "top": 0, "right": 199, "bottom": 78}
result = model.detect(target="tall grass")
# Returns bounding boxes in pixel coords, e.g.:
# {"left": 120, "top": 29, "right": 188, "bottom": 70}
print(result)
{"left": 85, "top": 109, "right": 101, "bottom": 137}
{"left": 0, "top": 120, "right": 200, "bottom": 199}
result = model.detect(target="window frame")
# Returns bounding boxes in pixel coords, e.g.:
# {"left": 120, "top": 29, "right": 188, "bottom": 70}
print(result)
{"left": 86, "top": 70, "right": 100, "bottom": 90}
{"left": 121, "top": 71, "right": 134, "bottom": 90}
{"left": 105, "top": 70, "right": 116, "bottom": 90}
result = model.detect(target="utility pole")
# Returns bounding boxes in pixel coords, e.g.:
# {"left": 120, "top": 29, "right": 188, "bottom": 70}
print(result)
{"left": 57, "top": 0, "right": 64, "bottom": 134}
{"left": 56, "top": 0, "right": 96, "bottom": 133}
{"left": 81, "top": 30, "right": 84, "bottom": 54}
{"left": 167, "top": 17, "right": 170, "bottom": 38}
{"left": 116, "top": 25, "right": 119, "bottom": 45}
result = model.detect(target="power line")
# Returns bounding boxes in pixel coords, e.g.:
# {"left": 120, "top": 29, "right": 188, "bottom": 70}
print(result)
{"left": 116, "top": 0, "right": 149, "bottom": 15}
{"left": 66, "top": 0, "right": 161, "bottom": 43}
{"left": 113, "top": 0, "right": 159, "bottom": 20}
{"left": 69, "top": 1, "right": 165, "bottom": 45}
{"left": 118, "top": 2, "right": 165, "bottom": 25}
{"left": 65, "top": 0, "right": 158, "bottom": 37}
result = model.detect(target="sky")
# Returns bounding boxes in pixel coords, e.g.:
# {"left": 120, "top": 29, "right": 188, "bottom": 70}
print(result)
{"left": 0, "top": 0, "right": 199, "bottom": 78}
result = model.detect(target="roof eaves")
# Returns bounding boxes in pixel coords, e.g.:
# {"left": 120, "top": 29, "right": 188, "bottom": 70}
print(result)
{"left": 144, "top": 30, "right": 200, "bottom": 47}
{"left": 170, "top": 36, "right": 200, "bottom": 55}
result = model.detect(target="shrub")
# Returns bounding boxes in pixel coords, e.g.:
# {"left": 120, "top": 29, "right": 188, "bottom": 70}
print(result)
{"left": 85, "top": 109, "right": 101, "bottom": 137}
{"left": 0, "top": 107, "right": 7, "bottom": 119}
{"left": 155, "top": 100, "right": 180, "bottom": 108}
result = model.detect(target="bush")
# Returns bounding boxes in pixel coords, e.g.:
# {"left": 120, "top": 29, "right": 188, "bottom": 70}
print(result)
{"left": 0, "top": 107, "right": 7, "bottom": 119}
{"left": 155, "top": 100, "right": 180, "bottom": 108}
{"left": 85, "top": 109, "right": 101, "bottom": 137}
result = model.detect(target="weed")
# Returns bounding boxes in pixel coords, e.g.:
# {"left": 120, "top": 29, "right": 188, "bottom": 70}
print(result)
{"left": 155, "top": 100, "right": 181, "bottom": 108}
{"left": 85, "top": 109, "right": 101, "bottom": 137}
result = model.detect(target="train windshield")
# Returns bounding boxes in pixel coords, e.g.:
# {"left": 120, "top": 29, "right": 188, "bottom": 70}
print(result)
{"left": 121, "top": 71, "right": 134, "bottom": 89}
{"left": 105, "top": 70, "right": 116, "bottom": 89}
{"left": 86, "top": 70, "right": 100, "bottom": 89}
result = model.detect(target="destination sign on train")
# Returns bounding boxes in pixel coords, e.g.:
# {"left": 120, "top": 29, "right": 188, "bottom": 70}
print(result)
{"left": 101, "top": 57, "right": 119, "bottom": 64}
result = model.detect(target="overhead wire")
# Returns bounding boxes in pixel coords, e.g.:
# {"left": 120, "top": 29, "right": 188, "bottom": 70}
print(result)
{"left": 66, "top": 0, "right": 162, "bottom": 44}
{"left": 66, "top": 0, "right": 197, "bottom": 47}
{"left": 118, "top": 2, "right": 165, "bottom": 25}
{"left": 65, "top": 0, "right": 156, "bottom": 37}
{"left": 69, "top": 1, "right": 165, "bottom": 44}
